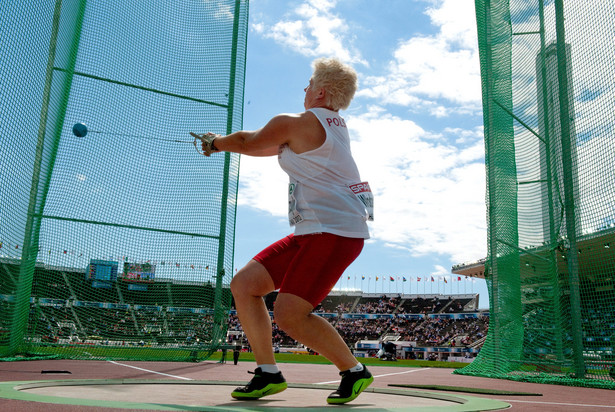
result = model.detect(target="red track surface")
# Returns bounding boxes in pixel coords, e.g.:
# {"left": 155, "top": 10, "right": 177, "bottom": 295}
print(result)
{"left": 0, "top": 359, "right": 613, "bottom": 411}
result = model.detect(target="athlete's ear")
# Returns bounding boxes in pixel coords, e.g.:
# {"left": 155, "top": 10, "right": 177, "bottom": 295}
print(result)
{"left": 317, "top": 87, "right": 326, "bottom": 100}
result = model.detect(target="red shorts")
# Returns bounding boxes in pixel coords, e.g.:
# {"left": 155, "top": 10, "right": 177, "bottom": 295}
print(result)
{"left": 253, "top": 233, "right": 364, "bottom": 308}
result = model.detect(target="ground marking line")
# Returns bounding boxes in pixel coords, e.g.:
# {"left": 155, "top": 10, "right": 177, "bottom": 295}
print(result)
{"left": 502, "top": 399, "right": 615, "bottom": 409}
{"left": 107, "top": 360, "right": 193, "bottom": 380}
{"left": 314, "top": 368, "right": 430, "bottom": 385}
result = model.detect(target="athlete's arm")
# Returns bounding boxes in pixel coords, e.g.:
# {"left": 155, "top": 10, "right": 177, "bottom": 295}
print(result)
{"left": 212, "top": 112, "right": 325, "bottom": 157}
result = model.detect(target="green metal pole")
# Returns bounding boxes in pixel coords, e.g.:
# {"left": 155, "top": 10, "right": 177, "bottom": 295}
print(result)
{"left": 479, "top": 0, "right": 522, "bottom": 374}
{"left": 8, "top": 0, "right": 88, "bottom": 356}
{"left": 553, "top": 0, "right": 585, "bottom": 378}
{"left": 8, "top": 0, "right": 64, "bottom": 356}
{"left": 213, "top": 0, "right": 244, "bottom": 347}
{"left": 537, "top": 0, "right": 564, "bottom": 364}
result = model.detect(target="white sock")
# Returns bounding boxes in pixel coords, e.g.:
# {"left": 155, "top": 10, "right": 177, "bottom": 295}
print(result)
{"left": 258, "top": 364, "right": 279, "bottom": 374}
{"left": 348, "top": 363, "right": 364, "bottom": 373}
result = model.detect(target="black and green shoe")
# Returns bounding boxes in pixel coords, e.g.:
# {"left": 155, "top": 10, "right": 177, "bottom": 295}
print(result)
{"left": 231, "top": 367, "right": 287, "bottom": 400}
{"left": 326, "top": 364, "right": 373, "bottom": 404}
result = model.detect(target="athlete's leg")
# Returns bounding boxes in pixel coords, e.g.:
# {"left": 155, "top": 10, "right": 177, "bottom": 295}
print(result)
{"left": 272, "top": 234, "right": 363, "bottom": 370}
{"left": 230, "top": 259, "right": 276, "bottom": 365}
{"left": 273, "top": 292, "right": 358, "bottom": 371}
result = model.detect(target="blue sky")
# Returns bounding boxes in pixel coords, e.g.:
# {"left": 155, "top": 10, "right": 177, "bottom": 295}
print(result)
{"left": 233, "top": 0, "right": 489, "bottom": 305}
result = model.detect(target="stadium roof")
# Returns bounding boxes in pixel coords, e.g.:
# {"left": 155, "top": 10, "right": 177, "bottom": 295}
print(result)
{"left": 452, "top": 228, "right": 615, "bottom": 282}
{"left": 451, "top": 258, "right": 486, "bottom": 279}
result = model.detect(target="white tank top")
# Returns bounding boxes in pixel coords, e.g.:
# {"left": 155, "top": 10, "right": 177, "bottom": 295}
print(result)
{"left": 278, "top": 108, "right": 371, "bottom": 238}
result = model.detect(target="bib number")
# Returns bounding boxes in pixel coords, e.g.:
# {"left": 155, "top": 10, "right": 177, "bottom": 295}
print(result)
{"left": 349, "top": 182, "right": 374, "bottom": 221}
{"left": 288, "top": 182, "right": 304, "bottom": 225}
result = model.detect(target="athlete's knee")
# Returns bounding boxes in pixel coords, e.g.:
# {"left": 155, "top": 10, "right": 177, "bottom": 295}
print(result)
{"left": 230, "top": 260, "right": 275, "bottom": 298}
{"left": 273, "top": 301, "right": 311, "bottom": 333}
{"left": 229, "top": 274, "right": 244, "bottom": 297}
{"left": 273, "top": 305, "right": 300, "bottom": 332}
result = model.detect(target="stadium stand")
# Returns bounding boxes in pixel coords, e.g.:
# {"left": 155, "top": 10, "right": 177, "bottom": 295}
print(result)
{"left": 0, "top": 259, "right": 488, "bottom": 361}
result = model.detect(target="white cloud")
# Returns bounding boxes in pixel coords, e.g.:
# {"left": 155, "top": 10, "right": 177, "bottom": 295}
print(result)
{"left": 237, "top": 156, "right": 288, "bottom": 217}
{"left": 251, "top": 0, "right": 365, "bottom": 64}
{"left": 357, "top": 0, "right": 481, "bottom": 113}
{"left": 425, "top": 0, "right": 478, "bottom": 49}
{"left": 347, "top": 109, "right": 486, "bottom": 264}
{"left": 212, "top": 3, "right": 233, "bottom": 21}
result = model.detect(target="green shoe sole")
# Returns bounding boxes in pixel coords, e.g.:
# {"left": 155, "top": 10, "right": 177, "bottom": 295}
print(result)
{"left": 326, "top": 375, "right": 374, "bottom": 404}
{"left": 231, "top": 382, "right": 288, "bottom": 400}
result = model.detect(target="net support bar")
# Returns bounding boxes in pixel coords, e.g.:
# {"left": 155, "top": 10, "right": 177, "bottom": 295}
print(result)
{"left": 37, "top": 214, "right": 220, "bottom": 240}
{"left": 553, "top": 0, "right": 584, "bottom": 378}
{"left": 54, "top": 67, "right": 228, "bottom": 109}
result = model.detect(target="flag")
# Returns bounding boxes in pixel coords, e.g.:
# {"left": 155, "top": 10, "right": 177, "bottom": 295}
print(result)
{"left": 376, "top": 276, "right": 379, "bottom": 281}
{"left": 390, "top": 276, "right": 395, "bottom": 281}
{"left": 348, "top": 275, "right": 350, "bottom": 280}
{"left": 431, "top": 276, "right": 434, "bottom": 282}
{"left": 444, "top": 278, "right": 448, "bottom": 283}
{"left": 458, "top": 276, "right": 462, "bottom": 281}
{"left": 361, "top": 276, "right": 365, "bottom": 280}
{"left": 403, "top": 277, "right": 407, "bottom": 282}
{"left": 417, "top": 277, "right": 421, "bottom": 282}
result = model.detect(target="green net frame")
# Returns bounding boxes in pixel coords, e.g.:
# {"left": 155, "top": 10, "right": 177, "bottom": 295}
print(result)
{"left": 456, "top": 0, "right": 615, "bottom": 388}
{"left": 0, "top": 0, "right": 248, "bottom": 361}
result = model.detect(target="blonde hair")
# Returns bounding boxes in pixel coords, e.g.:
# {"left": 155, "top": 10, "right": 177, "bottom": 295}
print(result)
{"left": 311, "top": 58, "right": 358, "bottom": 111}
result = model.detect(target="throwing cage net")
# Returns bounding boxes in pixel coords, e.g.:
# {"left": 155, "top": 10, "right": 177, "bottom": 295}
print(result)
{"left": 456, "top": 0, "right": 615, "bottom": 388}
{"left": 0, "top": 0, "right": 248, "bottom": 361}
